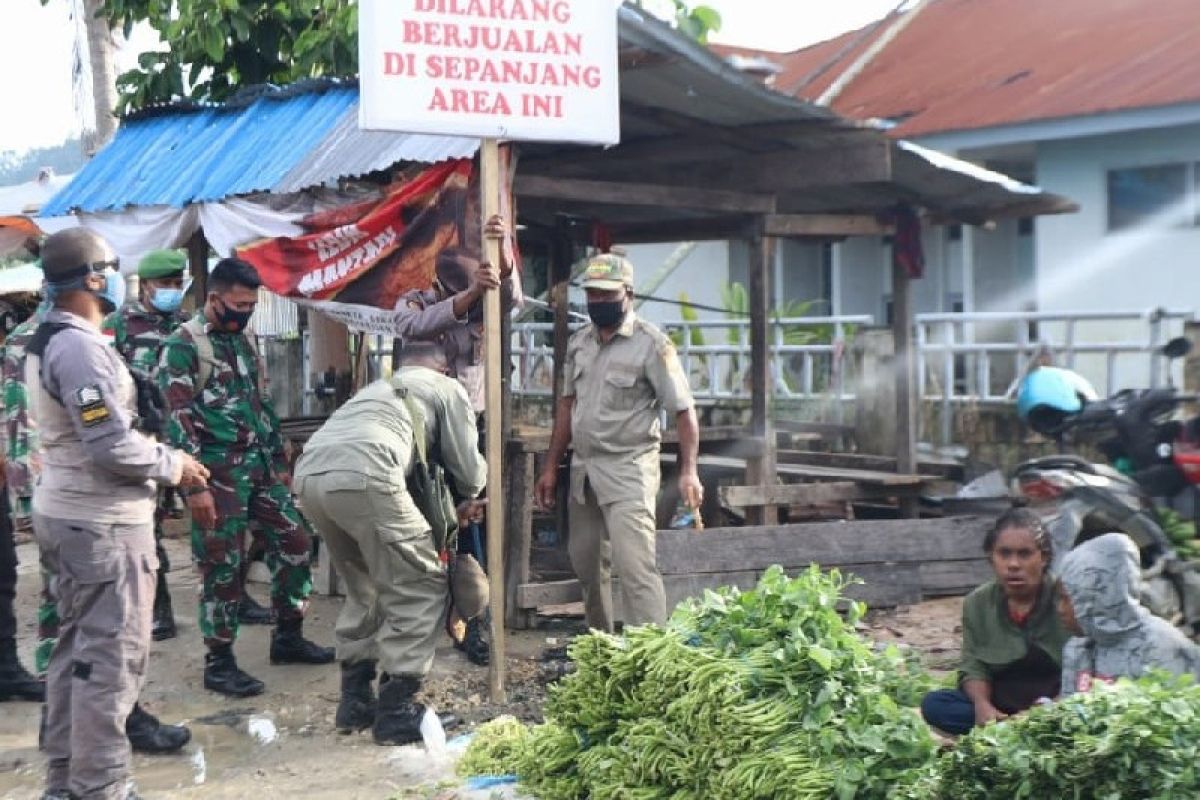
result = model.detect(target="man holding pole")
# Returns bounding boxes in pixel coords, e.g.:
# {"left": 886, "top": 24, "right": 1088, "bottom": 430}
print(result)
{"left": 390, "top": 214, "right": 509, "bottom": 666}
{"left": 534, "top": 253, "right": 702, "bottom": 632}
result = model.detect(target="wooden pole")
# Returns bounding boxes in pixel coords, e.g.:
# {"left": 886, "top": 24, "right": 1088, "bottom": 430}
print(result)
{"left": 550, "top": 221, "right": 573, "bottom": 543}
{"left": 892, "top": 258, "right": 919, "bottom": 517}
{"left": 481, "top": 139, "right": 507, "bottom": 702}
{"left": 186, "top": 230, "right": 208, "bottom": 305}
{"left": 746, "top": 232, "right": 778, "bottom": 525}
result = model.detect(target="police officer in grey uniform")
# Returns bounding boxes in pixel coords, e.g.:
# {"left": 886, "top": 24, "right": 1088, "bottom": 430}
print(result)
{"left": 29, "top": 229, "right": 209, "bottom": 800}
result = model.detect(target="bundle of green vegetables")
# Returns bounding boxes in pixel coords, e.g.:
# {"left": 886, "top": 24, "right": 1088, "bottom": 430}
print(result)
{"left": 935, "top": 674, "right": 1200, "bottom": 799}
{"left": 1157, "top": 507, "right": 1200, "bottom": 559}
{"left": 458, "top": 565, "right": 937, "bottom": 799}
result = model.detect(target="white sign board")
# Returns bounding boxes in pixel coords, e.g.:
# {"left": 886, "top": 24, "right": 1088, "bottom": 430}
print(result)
{"left": 359, "top": 0, "right": 621, "bottom": 145}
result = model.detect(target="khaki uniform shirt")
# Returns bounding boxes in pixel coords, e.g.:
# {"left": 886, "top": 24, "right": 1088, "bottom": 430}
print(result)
{"left": 561, "top": 312, "right": 694, "bottom": 507}
{"left": 296, "top": 366, "right": 486, "bottom": 500}
{"left": 393, "top": 289, "right": 484, "bottom": 413}
{"left": 28, "top": 309, "right": 181, "bottom": 523}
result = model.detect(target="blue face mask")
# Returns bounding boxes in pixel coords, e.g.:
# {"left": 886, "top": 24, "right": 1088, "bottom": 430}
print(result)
{"left": 149, "top": 287, "right": 183, "bottom": 313}
{"left": 44, "top": 269, "right": 125, "bottom": 314}
{"left": 98, "top": 269, "right": 126, "bottom": 314}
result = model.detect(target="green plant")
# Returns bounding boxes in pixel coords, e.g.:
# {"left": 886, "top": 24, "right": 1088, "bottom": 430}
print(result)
{"left": 935, "top": 673, "right": 1200, "bottom": 799}
{"left": 459, "top": 566, "right": 938, "bottom": 799}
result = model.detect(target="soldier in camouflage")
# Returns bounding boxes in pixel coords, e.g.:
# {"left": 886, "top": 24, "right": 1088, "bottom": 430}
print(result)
{"left": 157, "top": 257, "right": 333, "bottom": 698}
{"left": 0, "top": 299, "right": 45, "bottom": 703}
{"left": 101, "top": 249, "right": 189, "bottom": 642}
{"left": 2, "top": 301, "right": 55, "bottom": 678}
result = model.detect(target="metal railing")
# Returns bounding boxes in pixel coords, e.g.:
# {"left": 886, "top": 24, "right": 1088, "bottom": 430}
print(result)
{"left": 916, "top": 308, "right": 1194, "bottom": 445}
{"left": 509, "top": 316, "right": 872, "bottom": 401}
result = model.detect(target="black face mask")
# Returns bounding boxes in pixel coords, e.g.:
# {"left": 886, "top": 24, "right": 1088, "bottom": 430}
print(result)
{"left": 214, "top": 298, "right": 253, "bottom": 333}
{"left": 587, "top": 300, "right": 626, "bottom": 329}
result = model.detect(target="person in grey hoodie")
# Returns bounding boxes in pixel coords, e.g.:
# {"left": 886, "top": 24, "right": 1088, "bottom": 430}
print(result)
{"left": 1057, "top": 532, "right": 1200, "bottom": 695}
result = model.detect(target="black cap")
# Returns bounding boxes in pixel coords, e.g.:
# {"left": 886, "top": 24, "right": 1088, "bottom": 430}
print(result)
{"left": 40, "top": 229, "right": 117, "bottom": 283}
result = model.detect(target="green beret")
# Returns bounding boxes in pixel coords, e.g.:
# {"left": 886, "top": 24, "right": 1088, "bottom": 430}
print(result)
{"left": 137, "top": 249, "right": 187, "bottom": 279}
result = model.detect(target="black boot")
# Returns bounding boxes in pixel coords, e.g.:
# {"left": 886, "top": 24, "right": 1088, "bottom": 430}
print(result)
{"left": 204, "top": 644, "right": 265, "bottom": 698}
{"left": 0, "top": 638, "right": 44, "bottom": 702}
{"left": 269, "top": 619, "right": 335, "bottom": 665}
{"left": 151, "top": 570, "right": 177, "bottom": 642}
{"left": 372, "top": 674, "right": 425, "bottom": 746}
{"left": 237, "top": 593, "right": 275, "bottom": 626}
{"left": 454, "top": 617, "right": 490, "bottom": 666}
{"left": 335, "top": 659, "right": 377, "bottom": 733}
{"left": 126, "top": 702, "right": 191, "bottom": 754}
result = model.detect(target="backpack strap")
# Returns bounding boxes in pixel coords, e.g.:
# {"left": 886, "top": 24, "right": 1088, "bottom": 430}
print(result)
{"left": 26, "top": 322, "right": 72, "bottom": 405}
{"left": 182, "top": 316, "right": 217, "bottom": 398}
{"left": 182, "top": 316, "right": 265, "bottom": 399}
{"left": 392, "top": 384, "right": 429, "bottom": 467}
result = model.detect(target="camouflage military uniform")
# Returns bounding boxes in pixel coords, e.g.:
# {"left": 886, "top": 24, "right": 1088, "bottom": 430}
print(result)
{"left": 102, "top": 301, "right": 188, "bottom": 600}
{"left": 157, "top": 318, "right": 312, "bottom": 646}
{"left": 1, "top": 306, "right": 58, "bottom": 675}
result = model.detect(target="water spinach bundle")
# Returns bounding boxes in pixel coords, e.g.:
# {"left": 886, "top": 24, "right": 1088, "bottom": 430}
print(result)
{"left": 460, "top": 565, "right": 937, "bottom": 799}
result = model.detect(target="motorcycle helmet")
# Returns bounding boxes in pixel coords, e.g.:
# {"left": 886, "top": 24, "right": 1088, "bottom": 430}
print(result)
{"left": 1017, "top": 366, "right": 1098, "bottom": 435}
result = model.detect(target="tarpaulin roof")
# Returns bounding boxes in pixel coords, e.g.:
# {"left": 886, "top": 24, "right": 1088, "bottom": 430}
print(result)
{"left": 0, "top": 261, "right": 45, "bottom": 294}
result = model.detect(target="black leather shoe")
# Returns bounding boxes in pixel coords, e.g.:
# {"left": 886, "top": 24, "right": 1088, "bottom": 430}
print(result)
{"left": 204, "top": 645, "right": 265, "bottom": 698}
{"left": 0, "top": 639, "right": 45, "bottom": 701}
{"left": 270, "top": 623, "right": 335, "bottom": 665}
{"left": 373, "top": 674, "right": 424, "bottom": 746}
{"left": 126, "top": 703, "right": 191, "bottom": 754}
{"left": 237, "top": 594, "right": 275, "bottom": 626}
{"left": 335, "top": 660, "right": 377, "bottom": 733}
{"left": 151, "top": 594, "right": 177, "bottom": 642}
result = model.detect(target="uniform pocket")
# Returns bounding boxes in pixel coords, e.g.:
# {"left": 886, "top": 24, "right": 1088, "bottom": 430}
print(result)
{"left": 604, "top": 369, "right": 641, "bottom": 411}
{"left": 62, "top": 545, "right": 123, "bottom": 585}
{"left": 379, "top": 529, "right": 445, "bottom": 577}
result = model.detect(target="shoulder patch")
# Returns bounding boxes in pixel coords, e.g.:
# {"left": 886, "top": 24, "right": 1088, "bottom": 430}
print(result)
{"left": 75, "top": 385, "right": 110, "bottom": 427}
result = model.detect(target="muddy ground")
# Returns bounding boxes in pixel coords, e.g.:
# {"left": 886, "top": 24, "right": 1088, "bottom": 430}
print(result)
{"left": 0, "top": 527, "right": 965, "bottom": 799}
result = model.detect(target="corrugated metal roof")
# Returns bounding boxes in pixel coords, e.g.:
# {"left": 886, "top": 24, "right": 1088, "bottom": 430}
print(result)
{"left": 43, "top": 83, "right": 478, "bottom": 215}
{"left": 275, "top": 105, "right": 478, "bottom": 194}
{"left": 714, "top": 0, "right": 1200, "bottom": 139}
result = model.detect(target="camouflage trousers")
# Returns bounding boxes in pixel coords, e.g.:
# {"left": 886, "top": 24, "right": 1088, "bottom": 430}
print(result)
{"left": 33, "top": 496, "right": 171, "bottom": 676}
{"left": 193, "top": 459, "right": 313, "bottom": 647}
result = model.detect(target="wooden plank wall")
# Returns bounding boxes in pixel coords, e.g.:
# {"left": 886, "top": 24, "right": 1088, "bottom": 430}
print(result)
{"left": 516, "top": 515, "right": 994, "bottom": 617}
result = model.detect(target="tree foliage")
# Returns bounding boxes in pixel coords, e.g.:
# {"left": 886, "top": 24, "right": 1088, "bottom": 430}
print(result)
{"left": 70, "top": 0, "right": 720, "bottom": 114}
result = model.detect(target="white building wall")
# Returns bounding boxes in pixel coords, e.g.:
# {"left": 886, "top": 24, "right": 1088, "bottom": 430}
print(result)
{"left": 1035, "top": 123, "right": 1200, "bottom": 313}
{"left": 1034, "top": 124, "right": 1200, "bottom": 390}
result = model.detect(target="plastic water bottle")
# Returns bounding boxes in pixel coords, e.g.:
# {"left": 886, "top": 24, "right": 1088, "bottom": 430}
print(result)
{"left": 420, "top": 707, "right": 446, "bottom": 756}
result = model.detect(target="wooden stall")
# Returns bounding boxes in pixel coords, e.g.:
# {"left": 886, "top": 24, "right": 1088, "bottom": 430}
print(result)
{"left": 497, "top": 7, "right": 1076, "bottom": 625}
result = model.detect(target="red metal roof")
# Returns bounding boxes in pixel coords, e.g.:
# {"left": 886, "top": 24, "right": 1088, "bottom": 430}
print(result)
{"left": 714, "top": 0, "right": 1200, "bottom": 138}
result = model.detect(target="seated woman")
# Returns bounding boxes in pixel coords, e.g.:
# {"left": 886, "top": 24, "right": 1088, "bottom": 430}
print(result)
{"left": 920, "top": 508, "right": 1072, "bottom": 735}
{"left": 1057, "top": 532, "right": 1200, "bottom": 694}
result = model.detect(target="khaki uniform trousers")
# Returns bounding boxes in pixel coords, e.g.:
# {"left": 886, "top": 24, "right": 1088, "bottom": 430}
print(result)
{"left": 33, "top": 513, "right": 156, "bottom": 800}
{"left": 295, "top": 471, "right": 447, "bottom": 677}
{"left": 568, "top": 483, "right": 667, "bottom": 632}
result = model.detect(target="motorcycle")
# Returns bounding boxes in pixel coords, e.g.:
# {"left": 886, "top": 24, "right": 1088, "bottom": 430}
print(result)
{"left": 1013, "top": 337, "right": 1200, "bottom": 631}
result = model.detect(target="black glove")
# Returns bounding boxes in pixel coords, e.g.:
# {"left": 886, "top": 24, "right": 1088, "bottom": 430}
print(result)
{"left": 131, "top": 371, "right": 167, "bottom": 437}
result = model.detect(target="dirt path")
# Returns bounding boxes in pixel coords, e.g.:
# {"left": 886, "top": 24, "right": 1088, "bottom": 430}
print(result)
{"left": 0, "top": 532, "right": 965, "bottom": 799}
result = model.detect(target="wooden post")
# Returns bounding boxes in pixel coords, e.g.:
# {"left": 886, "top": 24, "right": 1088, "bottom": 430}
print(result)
{"left": 746, "top": 232, "right": 778, "bottom": 525}
{"left": 186, "top": 230, "right": 208, "bottom": 305}
{"left": 892, "top": 258, "right": 919, "bottom": 517}
{"left": 481, "top": 139, "right": 507, "bottom": 702}
{"left": 550, "top": 222, "right": 573, "bottom": 544}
